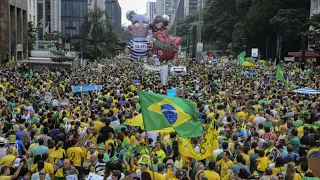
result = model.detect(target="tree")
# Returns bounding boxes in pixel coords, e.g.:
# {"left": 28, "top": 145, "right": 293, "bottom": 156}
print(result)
{"left": 308, "top": 14, "right": 320, "bottom": 52}
{"left": 270, "top": 8, "right": 309, "bottom": 54}
{"left": 202, "top": 0, "right": 237, "bottom": 52}
{"left": 43, "top": 31, "right": 67, "bottom": 51}
{"left": 115, "top": 25, "right": 132, "bottom": 42}
{"left": 28, "top": 22, "right": 36, "bottom": 57}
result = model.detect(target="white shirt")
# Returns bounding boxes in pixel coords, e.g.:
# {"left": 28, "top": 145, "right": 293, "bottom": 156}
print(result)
{"left": 21, "top": 114, "right": 30, "bottom": 120}
{"left": 106, "top": 173, "right": 125, "bottom": 180}
{"left": 253, "top": 117, "right": 266, "bottom": 129}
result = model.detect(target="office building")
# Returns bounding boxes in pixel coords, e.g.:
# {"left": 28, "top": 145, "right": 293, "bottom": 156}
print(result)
{"left": 311, "top": 0, "right": 320, "bottom": 15}
{"left": 0, "top": 0, "right": 28, "bottom": 62}
{"left": 184, "top": 0, "right": 198, "bottom": 17}
{"left": 37, "top": 0, "right": 61, "bottom": 40}
{"left": 61, "top": 0, "right": 88, "bottom": 37}
{"left": 146, "top": 1, "right": 156, "bottom": 22}
{"left": 88, "top": 0, "right": 107, "bottom": 19}
{"left": 105, "top": 0, "right": 122, "bottom": 29}
{"left": 28, "top": 0, "right": 37, "bottom": 25}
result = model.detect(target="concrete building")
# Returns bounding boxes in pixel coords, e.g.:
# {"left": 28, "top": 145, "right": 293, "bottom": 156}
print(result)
{"left": 105, "top": 0, "right": 122, "bottom": 29}
{"left": 61, "top": 0, "right": 88, "bottom": 37}
{"left": 28, "top": 0, "right": 37, "bottom": 25}
{"left": 0, "top": 0, "right": 28, "bottom": 62}
{"left": 146, "top": 0, "right": 156, "bottom": 22}
{"left": 311, "top": 0, "right": 320, "bottom": 16}
{"left": 37, "top": 0, "right": 61, "bottom": 40}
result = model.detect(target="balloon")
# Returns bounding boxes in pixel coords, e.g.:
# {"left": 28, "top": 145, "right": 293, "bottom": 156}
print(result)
{"left": 150, "top": 15, "right": 181, "bottom": 62}
{"left": 126, "top": 10, "right": 151, "bottom": 61}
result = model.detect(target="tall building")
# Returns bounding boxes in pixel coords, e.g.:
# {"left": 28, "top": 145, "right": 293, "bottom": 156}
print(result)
{"left": 61, "top": 0, "right": 88, "bottom": 37}
{"left": 311, "top": 0, "right": 320, "bottom": 15}
{"left": 105, "top": 0, "right": 122, "bottom": 29}
{"left": 0, "top": 0, "right": 28, "bottom": 62}
{"left": 146, "top": 1, "right": 156, "bottom": 22}
{"left": 28, "top": 0, "right": 38, "bottom": 25}
{"left": 156, "top": 0, "right": 165, "bottom": 16}
{"left": 88, "top": 0, "right": 107, "bottom": 20}
{"left": 37, "top": 0, "right": 61, "bottom": 40}
{"left": 184, "top": 0, "right": 198, "bottom": 17}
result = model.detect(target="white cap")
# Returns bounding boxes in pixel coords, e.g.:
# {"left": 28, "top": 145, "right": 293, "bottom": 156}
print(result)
{"left": 14, "top": 158, "right": 21, "bottom": 167}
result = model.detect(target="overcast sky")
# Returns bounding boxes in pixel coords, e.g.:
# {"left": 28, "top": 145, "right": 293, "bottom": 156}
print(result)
{"left": 118, "top": 0, "right": 152, "bottom": 26}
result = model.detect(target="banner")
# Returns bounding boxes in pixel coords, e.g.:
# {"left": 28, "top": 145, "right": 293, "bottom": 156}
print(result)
{"left": 178, "top": 120, "right": 218, "bottom": 160}
{"left": 284, "top": 57, "right": 295, "bottom": 62}
{"left": 143, "top": 64, "right": 168, "bottom": 71}
{"left": 72, "top": 85, "right": 102, "bottom": 93}
{"left": 87, "top": 173, "right": 103, "bottom": 180}
{"left": 251, "top": 48, "right": 258, "bottom": 58}
{"left": 160, "top": 66, "right": 168, "bottom": 85}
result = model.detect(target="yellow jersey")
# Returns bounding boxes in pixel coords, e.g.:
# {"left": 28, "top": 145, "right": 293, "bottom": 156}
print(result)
{"left": 66, "top": 147, "right": 85, "bottom": 167}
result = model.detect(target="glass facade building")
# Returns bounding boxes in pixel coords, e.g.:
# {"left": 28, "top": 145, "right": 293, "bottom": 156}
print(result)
{"left": 61, "top": 0, "right": 88, "bottom": 37}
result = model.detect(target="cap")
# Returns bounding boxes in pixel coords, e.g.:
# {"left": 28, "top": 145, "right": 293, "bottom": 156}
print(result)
{"left": 97, "top": 145, "right": 106, "bottom": 150}
{"left": 0, "top": 137, "right": 7, "bottom": 145}
{"left": 11, "top": 119, "right": 16, "bottom": 123}
{"left": 14, "top": 158, "right": 21, "bottom": 167}
{"left": 175, "top": 170, "right": 186, "bottom": 178}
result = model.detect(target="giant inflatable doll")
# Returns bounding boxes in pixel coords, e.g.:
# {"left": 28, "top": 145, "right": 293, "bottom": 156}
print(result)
{"left": 150, "top": 15, "right": 181, "bottom": 62}
{"left": 126, "top": 10, "right": 151, "bottom": 61}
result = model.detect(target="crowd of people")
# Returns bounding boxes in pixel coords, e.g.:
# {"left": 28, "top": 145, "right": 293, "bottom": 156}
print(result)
{"left": 0, "top": 56, "right": 319, "bottom": 180}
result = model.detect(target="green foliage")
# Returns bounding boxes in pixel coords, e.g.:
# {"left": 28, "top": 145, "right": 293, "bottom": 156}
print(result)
{"left": 202, "top": 0, "right": 310, "bottom": 57}
{"left": 50, "top": 51, "right": 73, "bottom": 63}
{"left": 202, "top": 0, "right": 237, "bottom": 52}
{"left": 28, "top": 22, "right": 36, "bottom": 57}
{"left": 308, "top": 14, "right": 320, "bottom": 52}
{"left": 43, "top": 31, "right": 67, "bottom": 51}
{"left": 80, "top": 8, "right": 122, "bottom": 60}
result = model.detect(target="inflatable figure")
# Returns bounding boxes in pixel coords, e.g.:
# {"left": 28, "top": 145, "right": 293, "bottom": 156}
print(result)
{"left": 150, "top": 15, "right": 181, "bottom": 62}
{"left": 126, "top": 10, "right": 151, "bottom": 61}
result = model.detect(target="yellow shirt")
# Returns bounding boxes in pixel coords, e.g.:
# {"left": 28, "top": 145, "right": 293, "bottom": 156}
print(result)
{"left": 49, "top": 148, "right": 56, "bottom": 154}
{"left": 234, "top": 153, "right": 250, "bottom": 167}
{"left": 155, "top": 172, "right": 165, "bottom": 180}
{"left": 272, "top": 166, "right": 286, "bottom": 175}
{"left": 93, "top": 120, "right": 105, "bottom": 132}
{"left": 105, "top": 139, "right": 115, "bottom": 150}
{"left": 29, "top": 143, "right": 39, "bottom": 152}
{"left": 216, "top": 159, "right": 234, "bottom": 178}
{"left": 294, "top": 173, "right": 303, "bottom": 180}
{"left": 297, "top": 126, "right": 304, "bottom": 138}
{"left": 31, "top": 162, "right": 54, "bottom": 175}
{"left": 0, "top": 154, "right": 16, "bottom": 166}
{"left": 49, "top": 148, "right": 66, "bottom": 164}
{"left": 236, "top": 111, "right": 247, "bottom": 119}
{"left": 0, "top": 176, "right": 11, "bottom": 180}
{"left": 155, "top": 150, "right": 166, "bottom": 163}
{"left": 66, "top": 147, "right": 85, "bottom": 167}
{"left": 257, "top": 156, "right": 269, "bottom": 172}
{"left": 204, "top": 170, "right": 220, "bottom": 180}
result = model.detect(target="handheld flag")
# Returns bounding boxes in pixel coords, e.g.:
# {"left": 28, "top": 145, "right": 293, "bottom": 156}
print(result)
{"left": 138, "top": 90, "right": 203, "bottom": 138}
{"left": 177, "top": 119, "right": 218, "bottom": 160}
{"left": 276, "top": 64, "right": 289, "bottom": 89}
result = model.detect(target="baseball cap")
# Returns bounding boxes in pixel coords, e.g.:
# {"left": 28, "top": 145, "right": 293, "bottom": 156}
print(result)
{"left": 14, "top": 158, "right": 21, "bottom": 167}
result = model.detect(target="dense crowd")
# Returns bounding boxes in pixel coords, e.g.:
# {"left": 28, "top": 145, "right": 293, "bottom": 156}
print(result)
{"left": 0, "top": 57, "right": 320, "bottom": 180}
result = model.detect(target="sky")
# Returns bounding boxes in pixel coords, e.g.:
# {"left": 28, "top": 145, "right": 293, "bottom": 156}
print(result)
{"left": 118, "top": 0, "right": 151, "bottom": 26}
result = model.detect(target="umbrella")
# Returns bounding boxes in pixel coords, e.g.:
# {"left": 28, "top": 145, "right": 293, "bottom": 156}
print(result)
{"left": 293, "top": 87, "right": 320, "bottom": 95}
{"left": 242, "top": 61, "right": 255, "bottom": 67}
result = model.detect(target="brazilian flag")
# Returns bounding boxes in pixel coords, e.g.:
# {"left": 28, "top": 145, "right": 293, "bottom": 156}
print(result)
{"left": 276, "top": 64, "right": 289, "bottom": 89}
{"left": 138, "top": 90, "right": 203, "bottom": 138}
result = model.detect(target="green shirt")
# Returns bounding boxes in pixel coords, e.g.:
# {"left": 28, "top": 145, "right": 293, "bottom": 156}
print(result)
{"left": 263, "top": 120, "right": 272, "bottom": 128}
{"left": 288, "top": 136, "right": 301, "bottom": 154}
{"left": 28, "top": 117, "right": 39, "bottom": 124}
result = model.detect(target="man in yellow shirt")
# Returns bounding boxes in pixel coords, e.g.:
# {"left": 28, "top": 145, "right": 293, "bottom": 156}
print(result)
{"left": 66, "top": 139, "right": 85, "bottom": 178}
{"left": 216, "top": 151, "right": 234, "bottom": 179}
{"left": 0, "top": 148, "right": 15, "bottom": 166}
{"left": 154, "top": 142, "right": 166, "bottom": 163}
{"left": 204, "top": 160, "right": 220, "bottom": 180}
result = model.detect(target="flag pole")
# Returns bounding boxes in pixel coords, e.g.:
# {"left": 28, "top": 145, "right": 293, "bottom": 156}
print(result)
{"left": 138, "top": 69, "right": 156, "bottom": 180}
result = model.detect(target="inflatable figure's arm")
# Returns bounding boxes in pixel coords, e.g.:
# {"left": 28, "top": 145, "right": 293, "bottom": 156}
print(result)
{"left": 173, "top": 37, "right": 182, "bottom": 50}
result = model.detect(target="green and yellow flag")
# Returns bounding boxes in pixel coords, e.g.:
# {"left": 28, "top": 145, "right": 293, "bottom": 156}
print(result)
{"left": 138, "top": 90, "right": 203, "bottom": 138}
{"left": 177, "top": 119, "right": 218, "bottom": 160}
{"left": 276, "top": 64, "right": 289, "bottom": 89}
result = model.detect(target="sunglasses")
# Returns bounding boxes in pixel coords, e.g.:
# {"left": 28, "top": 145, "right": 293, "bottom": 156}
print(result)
{"left": 40, "top": 173, "right": 46, "bottom": 175}
{"left": 278, "top": 176, "right": 284, "bottom": 179}
{"left": 153, "top": 26, "right": 165, "bottom": 32}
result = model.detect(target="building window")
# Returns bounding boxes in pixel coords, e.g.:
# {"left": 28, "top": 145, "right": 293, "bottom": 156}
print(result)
{"left": 315, "top": 0, "right": 319, "bottom": 10}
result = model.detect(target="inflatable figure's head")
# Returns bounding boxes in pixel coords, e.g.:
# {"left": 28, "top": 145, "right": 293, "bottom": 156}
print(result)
{"left": 126, "top": 10, "right": 150, "bottom": 38}
{"left": 150, "top": 15, "right": 170, "bottom": 41}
